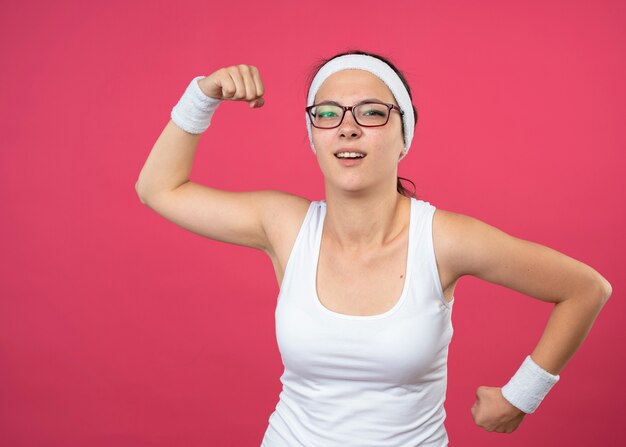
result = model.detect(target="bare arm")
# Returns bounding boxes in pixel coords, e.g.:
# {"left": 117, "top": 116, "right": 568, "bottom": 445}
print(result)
{"left": 135, "top": 119, "right": 202, "bottom": 201}
{"left": 436, "top": 209, "right": 612, "bottom": 432}
{"left": 435, "top": 209, "right": 612, "bottom": 375}
{"left": 135, "top": 65, "right": 295, "bottom": 253}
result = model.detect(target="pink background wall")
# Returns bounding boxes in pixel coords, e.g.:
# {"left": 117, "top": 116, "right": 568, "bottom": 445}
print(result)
{"left": 1, "top": 0, "right": 624, "bottom": 445}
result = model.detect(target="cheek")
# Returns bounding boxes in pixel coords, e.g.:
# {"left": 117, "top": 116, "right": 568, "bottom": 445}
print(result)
{"left": 311, "top": 128, "right": 331, "bottom": 152}
{"left": 311, "top": 130, "right": 328, "bottom": 164}
{"left": 391, "top": 122, "right": 405, "bottom": 149}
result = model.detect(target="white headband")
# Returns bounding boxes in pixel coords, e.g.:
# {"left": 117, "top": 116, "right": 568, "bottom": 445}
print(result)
{"left": 306, "top": 54, "right": 415, "bottom": 161}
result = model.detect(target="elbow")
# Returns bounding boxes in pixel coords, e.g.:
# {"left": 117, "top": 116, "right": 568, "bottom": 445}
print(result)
{"left": 568, "top": 269, "right": 612, "bottom": 307}
{"left": 589, "top": 269, "right": 612, "bottom": 304}
{"left": 135, "top": 181, "right": 147, "bottom": 205}
{"left": 598, "top": 276, "right": 612, "bottom": 303}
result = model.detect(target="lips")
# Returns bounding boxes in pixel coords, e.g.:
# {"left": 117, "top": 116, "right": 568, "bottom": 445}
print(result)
{"left": 335, "top": 153, "right": 366, "bottom": 167}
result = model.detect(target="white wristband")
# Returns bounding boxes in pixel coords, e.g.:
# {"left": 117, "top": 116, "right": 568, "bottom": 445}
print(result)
{"left": 501, "top": 355, "right": 560, "bottom": 414}
{"left": 171, "top": 76, "right": 222, "bottom": 134}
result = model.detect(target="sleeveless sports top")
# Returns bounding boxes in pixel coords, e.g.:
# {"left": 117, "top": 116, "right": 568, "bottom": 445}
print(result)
{"left": 261, "top": 198, "right": 455, "bottom": 447}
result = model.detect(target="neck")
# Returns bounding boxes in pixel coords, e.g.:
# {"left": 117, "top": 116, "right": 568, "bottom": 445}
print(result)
{"left": 323, "top": 185, "right": 410, "bottom": 252}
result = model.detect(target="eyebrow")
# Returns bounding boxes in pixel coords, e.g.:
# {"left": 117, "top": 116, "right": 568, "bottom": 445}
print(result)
{"left": 316, "top": 97, "right": 386, "bottom": 105}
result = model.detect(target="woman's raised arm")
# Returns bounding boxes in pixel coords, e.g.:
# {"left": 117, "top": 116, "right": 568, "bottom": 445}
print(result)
{"left": 135, "top": 65, "right": 302, "bottom": 253}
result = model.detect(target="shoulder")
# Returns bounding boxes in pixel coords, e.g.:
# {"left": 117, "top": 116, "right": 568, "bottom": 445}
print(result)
{"left": 432, "top": 207, "right": 478, "bottom": 238}
{"left": 432, "top": 207, "right": 515, "bottom": 279}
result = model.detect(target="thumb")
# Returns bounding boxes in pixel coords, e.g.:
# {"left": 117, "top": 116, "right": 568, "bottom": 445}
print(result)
{"left": 473, "top": 386, "right": 487, "bottom": 408}
{"left": 249, "top": 97, "right": 265, "bottom": 108}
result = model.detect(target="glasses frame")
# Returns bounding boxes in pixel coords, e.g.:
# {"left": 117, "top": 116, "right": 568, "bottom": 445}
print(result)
{"left": 305, "top": 100, "right": 404, "bottom": 129}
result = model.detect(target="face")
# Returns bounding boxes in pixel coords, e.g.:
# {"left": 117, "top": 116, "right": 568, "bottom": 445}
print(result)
{"left": 312, "top": 69, "right": 405, "bottom": 193}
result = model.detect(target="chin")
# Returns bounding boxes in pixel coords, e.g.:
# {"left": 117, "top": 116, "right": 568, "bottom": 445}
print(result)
{"left": 334, "top": 177, "right": 372, "bottom": 193}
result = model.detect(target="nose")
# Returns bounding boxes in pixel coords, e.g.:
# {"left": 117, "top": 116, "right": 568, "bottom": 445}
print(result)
{"left": 338, "top": 109, "right": 362, "bottom": 139}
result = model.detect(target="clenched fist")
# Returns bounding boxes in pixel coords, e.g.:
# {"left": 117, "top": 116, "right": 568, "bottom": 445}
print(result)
{"left": 198, "top": 64, "right": 265, "bottom": 108}
{"left": 470, "top": 386, "right": 527, "bottom": 433}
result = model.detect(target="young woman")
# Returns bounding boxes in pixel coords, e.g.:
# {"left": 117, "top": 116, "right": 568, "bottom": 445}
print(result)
{"left": 135, "top": 50, "right": 612, "bottom": 446}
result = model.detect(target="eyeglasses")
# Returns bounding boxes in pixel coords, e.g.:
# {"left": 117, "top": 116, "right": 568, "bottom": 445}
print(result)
{"left": 306, "top": 100, "right": 403, "bottom": 129}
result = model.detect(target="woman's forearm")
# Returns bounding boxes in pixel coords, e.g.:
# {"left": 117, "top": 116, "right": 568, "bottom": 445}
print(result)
{"left": 135, "top": 120, "right": 202, "bottom": 203}
{"left": 529, "top": 280, "right": 611, "bottom": 375}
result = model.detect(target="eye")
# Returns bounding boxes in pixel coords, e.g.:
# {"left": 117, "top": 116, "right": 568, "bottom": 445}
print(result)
{"left": 319, "top": 110, "right": 338, "bottom": 118}
{"left": 315, "top": 105, "right": 340, "bottom": 119}
{"left": 357, "top": 103, "right": 389, "bottom": 118}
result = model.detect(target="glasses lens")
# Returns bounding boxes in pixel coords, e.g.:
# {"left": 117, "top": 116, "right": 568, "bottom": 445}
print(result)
{"left": 311, "top": 104, "right": 343, "bottom": 128}
{"left": 354, "top": 102, "right": 389, "bottom": 126}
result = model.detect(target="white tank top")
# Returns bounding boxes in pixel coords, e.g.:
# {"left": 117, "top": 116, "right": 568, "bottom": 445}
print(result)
{"left": 261, "top": 198, "right": 455, "bottom": 447}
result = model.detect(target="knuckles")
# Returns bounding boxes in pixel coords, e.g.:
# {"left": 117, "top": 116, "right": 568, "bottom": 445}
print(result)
{"left": 210, "top": 64, "right": 263, "bottom": 101}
